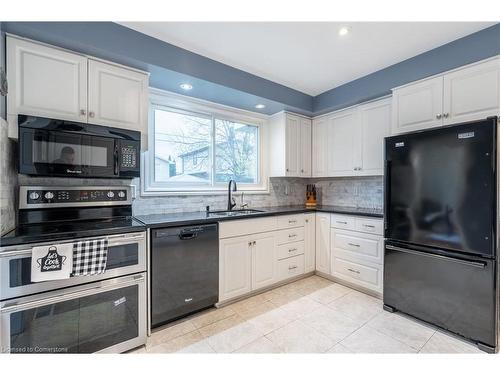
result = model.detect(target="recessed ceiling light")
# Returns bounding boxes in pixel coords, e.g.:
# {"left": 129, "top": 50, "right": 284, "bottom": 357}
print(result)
{"left": 180, "top": 83, "right": 193, "bottom": 90}
{"left": 338, "top": 27, "right": 349, "bottom": 36}
{"left": 255, "top": 104, "right": 266, "bottom": 109}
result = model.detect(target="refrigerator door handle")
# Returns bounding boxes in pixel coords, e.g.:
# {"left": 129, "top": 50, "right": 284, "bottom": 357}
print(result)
{"left": 385, "top": 244, "right": 487, "bottom": 269}
{"left": 384, "top": 159, "right": 391, "bottom": 234}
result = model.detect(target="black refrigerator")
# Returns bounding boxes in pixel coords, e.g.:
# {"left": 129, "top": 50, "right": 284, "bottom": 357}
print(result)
{"left": 384, "top": 116, "right": 499, "bottom": 353}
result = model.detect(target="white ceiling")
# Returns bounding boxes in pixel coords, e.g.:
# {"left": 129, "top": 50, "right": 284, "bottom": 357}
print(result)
{"left": 119, "top": 22, "right": 495, "bottom": 96}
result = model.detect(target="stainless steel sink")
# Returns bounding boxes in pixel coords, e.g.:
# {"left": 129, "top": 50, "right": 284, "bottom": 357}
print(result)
{"left": 207, "top": 209, "right": 264, "bottom": 217}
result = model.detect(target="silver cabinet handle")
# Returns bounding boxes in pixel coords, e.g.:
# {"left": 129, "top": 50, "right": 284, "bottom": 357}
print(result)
{"left": 443, "top": 113, "right": 449, "bottom": 118}
{"left": 337, "top": 221, "right": 347, "bottom": 224}
{"left": 80, "top": 109, "right": 86, "bottom": 116}
{"left": 89, "top": 111, "right": 95, "bottom": 118}
{"left": 288, "top": 265, "right": 298, "bottom": 270}
{"left": 288, "top": 220, "right": 297, "bottom": 224}
{"left": 288, "top": 234, "right": 297, "bottom": 238}
{"left": 305, "top": 219, "right": 309, "bottom": 223}
{"left": 348, "top": 242, "right": 360, "bottom": 248}
{"left": 436, "top": 113, "right": 442, "bottom": 119}
{"left": 288, "top": 248, "right": 297, "bottom": 252}
{"left": 363, "top": 224, "right": 375, "bottom": 228}
{"left": 253, "top": 241, "right": 256, "bottom": 245}
{"left": 286, "top": 168, "right": 289, "bottom": 172}
{"left": 248, "top": 241, "right": 252, "bottom": 246}
{"left": 347, "top": 268, "right": 360, "bottom": 274}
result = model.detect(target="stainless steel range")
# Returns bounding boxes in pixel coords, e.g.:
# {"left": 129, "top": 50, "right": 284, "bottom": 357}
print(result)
{"left": 0, "top": 186, "right": 146, "bottom": 354}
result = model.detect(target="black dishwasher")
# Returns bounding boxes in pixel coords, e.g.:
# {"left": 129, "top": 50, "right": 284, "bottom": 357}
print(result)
{"left": 151, "top": 224, "right": 219, "bottom": 328}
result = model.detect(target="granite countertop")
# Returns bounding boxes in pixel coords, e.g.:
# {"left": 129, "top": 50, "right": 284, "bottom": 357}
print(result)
{"left": 135, "top": 205, "right": 383, "bottom": 228}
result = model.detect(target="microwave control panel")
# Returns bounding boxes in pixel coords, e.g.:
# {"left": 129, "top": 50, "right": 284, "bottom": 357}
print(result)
{"left": 121, "top": 145, "right": 137, "bottom": 168}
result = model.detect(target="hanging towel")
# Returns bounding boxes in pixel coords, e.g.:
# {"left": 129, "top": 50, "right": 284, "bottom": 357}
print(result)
{"left": 72, "top": 238, "right": 109, "bottom": 276}
{"left": 31, "top": 243, "right": 73, "bottom": 282}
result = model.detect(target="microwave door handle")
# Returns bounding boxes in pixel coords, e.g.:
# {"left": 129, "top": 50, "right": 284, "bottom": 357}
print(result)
{"left": 114, "top": 143, "right": 119, "bottom": 175}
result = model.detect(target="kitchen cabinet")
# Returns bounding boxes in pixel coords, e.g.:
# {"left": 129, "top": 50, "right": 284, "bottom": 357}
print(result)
{"left": 313, "top": 97, "right": 390, "bottom": 177}
{"left": 269, "top": 112, "right": 312, "bottom": 177}
{"left": 392, "top": 57, "right": 500, "bottom": 134}
{"left": 6, "top": 36, "right": 149, "bottom": 140}
{"left": 251, "top": 233, "right": 277, "bottom": 290}
{"left": 88, "top": 60, "right": 148, "bottom": 133}
{"left": 312, "top": 117, "right": 328, "bottom": 177}
{"left": 6, "top": 36, "right": 88, "bottom": 135}
{"left": 219, "top": 236, "right": 252, "bottom": 301}
{"left": 304, "top": 213, "right": 316, "bottom": 273}
{"left": 315, "top": 212, "right": 331, "bottom": 274}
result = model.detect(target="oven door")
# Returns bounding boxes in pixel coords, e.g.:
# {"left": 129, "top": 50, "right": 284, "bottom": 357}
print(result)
{"left": 0, "top": 273, "right": 146, "bottom": 353}
{"left": 19, "top": 127, "right": 117, "bottom": 178}
{"left": 0, "top": 232, "right": 146, "bottom": 301}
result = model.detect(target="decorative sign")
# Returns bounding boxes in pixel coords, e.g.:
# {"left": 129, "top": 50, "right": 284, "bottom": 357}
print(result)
{"left": 31, "top": 243, "right": 73, "bottom": 282}
{"left": 37, "top": 246, "right": 66, "bottom": 272}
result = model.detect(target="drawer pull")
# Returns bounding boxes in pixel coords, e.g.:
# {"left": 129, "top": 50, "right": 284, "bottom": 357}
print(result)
{"left": 363, "top": 224, "right": 375, "bottom": 228}
{"left": 288, "top": 220, "right": 297, "bottom": 224}
{"left": 337, "top": 221, "right": 347, "bottom": 224}
{"left": 288, "top": 248, "right": 297, "bottom": 252}
{"left": 288, "top": 234, "right": 297, "bottom": 238}
{"left": 348, "top": 242, "right": 360, "bottom": 248}
{"left": 288, "top": 265, "right": 298, "bottom": 270}
{"left": 347, "top": 268, "right": 360, "bottom": 274}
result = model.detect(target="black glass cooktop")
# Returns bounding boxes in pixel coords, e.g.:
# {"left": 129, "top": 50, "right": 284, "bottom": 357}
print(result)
{"left": 0, "top": 217, "right": 145, "bottom": 247}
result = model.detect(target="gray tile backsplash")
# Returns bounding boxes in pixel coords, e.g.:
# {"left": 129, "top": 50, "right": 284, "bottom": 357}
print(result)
{"left": 0, "top": 118, "right": 17, "bottom": 234}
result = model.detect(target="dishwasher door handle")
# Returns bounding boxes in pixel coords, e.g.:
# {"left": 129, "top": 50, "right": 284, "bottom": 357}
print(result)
{"left": 178, "top": 227, "right": 204, "bottom": 240}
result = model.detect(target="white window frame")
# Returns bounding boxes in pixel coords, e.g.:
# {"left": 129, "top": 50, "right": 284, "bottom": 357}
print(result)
{"left": 142, "top": 88, "right": 269, "bottom": 196}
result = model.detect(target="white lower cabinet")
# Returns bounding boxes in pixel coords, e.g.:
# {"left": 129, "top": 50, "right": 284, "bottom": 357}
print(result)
{"left": 219, "top": 236, "right": 252, "bottom": 301}
{"left": 252, "top": 233, "right": 277, "bottom": 290}
{"left": 218, "top": 214, "right": 314, "bottom": 303}
{"left": 315, "top": 212, "right": 331, "bottom": 274}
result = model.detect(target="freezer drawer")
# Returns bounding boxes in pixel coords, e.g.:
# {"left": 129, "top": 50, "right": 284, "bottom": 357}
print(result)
{"left": 384, "top": 242, "right": 497, "bottom": 348}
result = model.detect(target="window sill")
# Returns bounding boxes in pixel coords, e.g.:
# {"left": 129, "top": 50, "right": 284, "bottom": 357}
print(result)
{"left": 140, "top": 186, "right": 270, "bottom": 197}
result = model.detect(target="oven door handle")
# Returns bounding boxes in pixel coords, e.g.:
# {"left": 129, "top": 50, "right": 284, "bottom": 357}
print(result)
{"left": 0, "top": 274, "right": 145, "bottom": 313}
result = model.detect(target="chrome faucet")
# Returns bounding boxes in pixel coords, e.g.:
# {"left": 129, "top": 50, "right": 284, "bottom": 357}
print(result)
{"left": 227, "top": 179, "right": 237, "bottom": 211}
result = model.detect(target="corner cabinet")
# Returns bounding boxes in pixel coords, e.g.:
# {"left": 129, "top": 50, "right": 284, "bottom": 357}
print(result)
{"left": 313, "top": 97, "right": 391, "bottom": 177}
{"left": 6, "top": 35, "right": 149, "bottom": 141}
{"left": 304, "top": 213, "right": 316, "bottom": 273}
{"left": 315, "top": 212, "right": 331, "bottom": 274}
{"left": 269, "top": 112, "right": 312, "bottom": 177}
{"left": 392, "top": 57, "right": 500, "bottom": 134}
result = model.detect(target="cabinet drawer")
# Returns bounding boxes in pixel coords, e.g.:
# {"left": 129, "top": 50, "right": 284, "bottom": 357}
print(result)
{"left": 277, "top": 214, "right": 305, "bottom": 229}
{"left": 330, "top": 214, "right": 356, "bottom": 230}
{"left": 355, "top": 218, "right": 383, "bottom": 235}
{"left": 277, "top": 241, "right": 304, "bottom": 260}
{"left": 332, "top": 231, "right": 383, "bottom": 264}
{"left": 332, "top": 256, "right": 382, "bottom": 293}
{"left": 277, "top": 254, "right": 305, "bottom": 281}
{"left": 275, "top": 227, "right": 305, "bottom": 245}
{"left": 219, "top": 216, "right": 278, "bottom": 238}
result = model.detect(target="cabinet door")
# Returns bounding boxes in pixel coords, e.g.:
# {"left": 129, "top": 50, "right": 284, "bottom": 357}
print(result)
{"left": 315, "top": 213, "right": 331, "bottom": 274}
{"left": 88, "top": 60, "right": 148, "bottom": 134}
{"left": 219, "top": 237, "right": 252, "bottom": 302}
{"left": 312, "top": 117, "right": 328, "bottom": 177}
{"left": 252, "top": 233, "right": 277, "bottom": 290}
{"left": 443, "top": 58, "right": 500, "bottom": 125}
{"left": 304, "top": 213, "right": 316, "bottom": 273}
{"left": 6, "top": 37, "right": 88, "bottom": 129}
{"left": 392, "top": 76, "right": 443, "bottom": 134}
{"left": 300, "top": 117, "right": 312, "bottom": 177}
{"left": 326, "top": 109, "right": 359, "bottom": 176}
{"left": 285, "top": 114, "right": 300, "bottom": 176}
{"left": 359, "top": 98, "right": 391, "bottom": 175}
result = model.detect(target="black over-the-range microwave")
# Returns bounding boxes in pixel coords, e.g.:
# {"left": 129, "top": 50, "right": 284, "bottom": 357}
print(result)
{"left": 18, "top": 115, "right": 141, "bottom": 179}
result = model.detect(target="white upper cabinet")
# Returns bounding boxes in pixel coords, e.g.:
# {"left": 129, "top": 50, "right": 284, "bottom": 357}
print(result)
{"left": 391, "top": 76, "right": 444, "bottom": 134}
{"left": 299, "top": 117, "right": 312, "bottom": 177}
{"left": 312, "top": 116, "right": 328, "bottom": 177}
{"left": 443, "top": 58, "right": 500, "bottom": 125}
{"left": 358, "top": 98, "right": 391, "bottom": 175}
{"left": 7, "top": 36, "right": 88, "bottom": 135}
{"left": 313, "top": 97, "right": 391, "bottom": 177}
{"left": 392, "top": 57, "right": 500, "bottom": 134}
{"left": 269, "top": 112, "right": 312, "bottom": 177}
{"left": 88, "top": 59, "right": 148, "bottom": 134}
{"left": 327, "top": 108, "right": 359, "bottom": 176}
{"left": 6, "top": 36, "right": 149, "bottom": 140}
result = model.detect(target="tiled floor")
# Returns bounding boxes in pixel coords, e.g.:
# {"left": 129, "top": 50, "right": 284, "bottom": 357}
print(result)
{"left": 130, "top": 275, "right": 485, "bottom": 354}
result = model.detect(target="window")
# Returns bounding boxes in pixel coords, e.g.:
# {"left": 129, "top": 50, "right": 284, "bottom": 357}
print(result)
{"left": 145, "top": 91, "right": 266, "bottom": 194}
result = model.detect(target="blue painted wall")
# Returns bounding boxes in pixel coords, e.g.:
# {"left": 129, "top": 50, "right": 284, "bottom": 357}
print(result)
{"left": 0, "top": 22, "right": 313, "bottom": 115}
{"left": 314, "top": 23, "right": 500, "bottom": 115}
{"left": 1, "top": 22, "right": 499, "bottom": 117}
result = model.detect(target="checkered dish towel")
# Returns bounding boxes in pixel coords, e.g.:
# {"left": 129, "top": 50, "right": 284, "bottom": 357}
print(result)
{"left": 72, "top": 238, "right": 109, "bottom": 276}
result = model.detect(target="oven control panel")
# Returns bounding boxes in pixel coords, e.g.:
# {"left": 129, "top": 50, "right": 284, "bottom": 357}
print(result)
{"left": 20, "top": 186, "right": 132, "bottom": 209}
